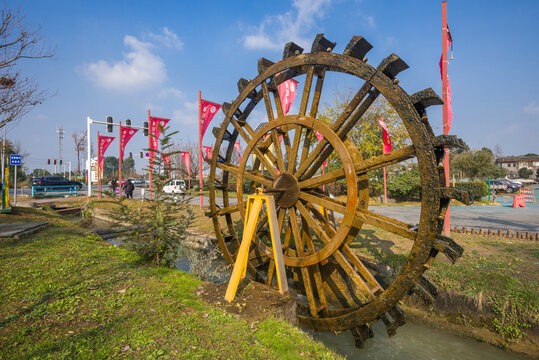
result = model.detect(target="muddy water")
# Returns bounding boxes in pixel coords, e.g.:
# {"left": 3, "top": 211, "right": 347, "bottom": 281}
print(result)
{"left": 312, "top": 320, "right": 531, "bottom": 360}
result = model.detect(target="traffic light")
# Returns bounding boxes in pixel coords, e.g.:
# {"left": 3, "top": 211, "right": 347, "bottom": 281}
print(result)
{"left": 143, "top": 121, "right": 148, "bottom": 136}
{"left": 125, "top": 119, "right": 132, "bottom": 127}
{"left": 129, "top": 152, "right": 133, "bottom": 159}
{"left": 47, "top": 159, "right": 50, "bottom": 165}
{"left": 106, "top": 116, "right": 113, "bottom": 132}
{"left": 60, "top": 160, "right": 63, "bottom": 165}
{"left": 54, "top": 159, "right": 57, "bottom": 165}
{"left": 140, "top": 152, "right": 143, "bottom": 158}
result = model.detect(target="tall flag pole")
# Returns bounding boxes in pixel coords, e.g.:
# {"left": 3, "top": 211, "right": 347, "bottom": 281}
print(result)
{"left": 199, "top": 94, "right": 222, "bottom": 209}
{"left": 97, "top": 131, "right": 101, "bottom": 199}
{"left": 198, "top": 91, "right": 203, "bottom": 208}
{"left": 148, "top": 112, "right": 170, "bottom": 201}
{"left": 442, "top": 0, "right": 451, "bottom": 235}
{"left": 147, "top": 110, "right": 152, "bottom": 201}
{"left": 118, "top": 121, "right": 122, "bottom": 197}
{"left": 119, "top": 123, "right": 139, "bottom": 195}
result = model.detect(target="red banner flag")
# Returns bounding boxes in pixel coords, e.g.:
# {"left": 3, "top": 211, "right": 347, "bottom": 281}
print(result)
{"left": 119, "top": 127, "right": 139, "bottom": 161}
{"left": 203, "top": 146, "right": 213, "bottom": 160}
{"left": 98, "top": 135, "right": 115, "bottom": 172}
{"left": 439, "top": 33, "right": 453, "bottom": 133}
{"left": 377, "top": 117, "right": 392, "bottom": 154}
{"left": 149, "top": 116, "right": 170, "bottom": 168}
{"left": 200, "top": 100, "right": 221, "bottom": 139}
{"left": 234, "top": 141, "right": 241, "bottom": 163}
{"left": 181, "top": 151, "right": 191, "bottom": 177}
{"left": 278, "top": 79, "right": 299, "bottom": 115}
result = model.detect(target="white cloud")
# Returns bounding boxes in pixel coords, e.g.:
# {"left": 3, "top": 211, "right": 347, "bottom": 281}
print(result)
{"left": 524, "top": 101, "right": 539, "bottom": 115}
{"left": 366, "top": 15, "right": 376, "bottom": 28}
{"left": 158, "top": 87, "right": 184, "bottom": 100}
{"left": 148, "top": 27, "right": 183, "bottom": 50}
{"left": 80, "top": 35, "right": 166, "bottom": 91}
{"left": 243, "top": 0, "right": 332, "bottom": 50}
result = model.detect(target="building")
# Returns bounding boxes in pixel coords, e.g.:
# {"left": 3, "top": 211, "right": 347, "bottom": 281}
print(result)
{"left": 496, "top": 155, "right": 539, "bottom": 178}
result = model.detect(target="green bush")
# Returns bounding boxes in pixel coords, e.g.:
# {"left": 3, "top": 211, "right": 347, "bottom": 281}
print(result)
{"left": 454, "top": 181, "right": 487, "bottom": 200}
{"left": 387, "top": 169, "right": 421, "bottom": 201}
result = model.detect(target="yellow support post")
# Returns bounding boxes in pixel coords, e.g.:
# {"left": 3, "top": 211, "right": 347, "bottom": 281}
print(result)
{"left": 225, "top": 189, "right": 288, "bottom": 303}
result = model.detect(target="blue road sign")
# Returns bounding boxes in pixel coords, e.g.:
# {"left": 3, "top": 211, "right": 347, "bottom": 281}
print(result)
{"left": 10, "top": 154, "right": 21, "bottom": 165}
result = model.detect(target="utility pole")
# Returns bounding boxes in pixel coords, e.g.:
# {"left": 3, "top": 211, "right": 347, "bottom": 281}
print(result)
{"left": 57, "top": 127, "right": 64, "bottom": 177}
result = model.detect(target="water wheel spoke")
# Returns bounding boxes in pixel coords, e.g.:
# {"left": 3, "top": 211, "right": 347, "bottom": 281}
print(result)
{"left": 299, "top": 66, "right": 315, "bottom": 116}
{"left": 302, "top": 90, "right": 382, "bottom": 180}
{"left": 228, "top": 118, "right": 279, "bottom": 176}
{"left": 271, "top": 130, "right": 286, "bottom": 172}
{"left": 261, "top": 82, "right": 276, "bottom": 121}
{"left": 358, "top": 209, "right": 417, "bottom": 241}
{"left": 295, "top": 201, "right": 376, "bottom": 301}
{"left": 215, "top": 161, "right": 273, "bottom": 187}
{"left": 301, "top": 266, "right": 319, "bottom": 318}
{"left": 287, "top": 125, "right": 303, "bottom": 173}
{"left": 309, "top": 68, "right": 326, "bottom": 119}
{"left": 300, "top": 190, "right": 417, "bottom": 240}
{"left": 266, "top": 259, "right": 275, "bottom": 286}
{"left": 299, "top": 145, "right": 417, "bottom": 189}
{"left": 288, "top": 208, "right": 305, "bottom": 255}
{"left": 213, "top": 204, "right": 241, "bottom": 216}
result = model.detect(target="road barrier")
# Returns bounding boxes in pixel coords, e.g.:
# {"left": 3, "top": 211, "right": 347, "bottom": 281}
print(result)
{"left": 32, "top": 185, "right": 78, "bottom": 198}
{"left": 512, "top": 194, "right": 526, "bottom": 208}
{"left": 520, "top": 188, "right": 536, "bottom": 203}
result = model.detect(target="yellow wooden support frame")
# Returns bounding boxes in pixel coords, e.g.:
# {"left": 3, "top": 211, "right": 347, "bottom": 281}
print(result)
{"left": 225, "top": 189, "right": 288, "bottom": 302}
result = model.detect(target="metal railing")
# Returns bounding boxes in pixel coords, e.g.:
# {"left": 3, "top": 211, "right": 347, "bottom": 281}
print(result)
{"left": 32, "top": 185, "right": 78, "bottom": 198}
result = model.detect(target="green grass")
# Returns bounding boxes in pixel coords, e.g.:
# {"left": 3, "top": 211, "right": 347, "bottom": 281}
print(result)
{"left": 0, "top": 207, "right": 342, "bottom": 360}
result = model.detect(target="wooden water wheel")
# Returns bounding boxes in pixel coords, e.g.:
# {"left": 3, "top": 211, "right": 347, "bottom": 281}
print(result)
{"left": 207, "top": 34, "right": 471, "bottom": 345}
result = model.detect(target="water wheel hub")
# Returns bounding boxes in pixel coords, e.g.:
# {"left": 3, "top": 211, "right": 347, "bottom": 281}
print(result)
{"left": 271, "top": 173, "right": 299, "bottom": 208}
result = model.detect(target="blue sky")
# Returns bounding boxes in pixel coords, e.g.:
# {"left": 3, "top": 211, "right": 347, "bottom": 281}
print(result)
{"left": 6, "top": 0, "right": 539, "bottom": 172}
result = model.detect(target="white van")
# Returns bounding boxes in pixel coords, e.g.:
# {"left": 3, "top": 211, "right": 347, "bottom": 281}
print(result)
{"left": 163, "top": 179, "right": 187, "bottom": 195}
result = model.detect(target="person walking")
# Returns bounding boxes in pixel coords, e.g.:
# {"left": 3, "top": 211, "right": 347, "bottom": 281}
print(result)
{"left": 123, "top": 179, "right": 135, "bottom": 199}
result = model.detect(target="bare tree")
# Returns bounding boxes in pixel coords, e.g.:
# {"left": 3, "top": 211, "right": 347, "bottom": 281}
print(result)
{"left": 0, "top": 6, "right": 54, "bottom": 127}
{"left": 170, "top": 140, "right": 211, "bottom": 184}
{"left": 72, "top": 130, "right": 86, "bottom": 174}
{"left": 493, "top": 144, "right": 503, "bottom": 160}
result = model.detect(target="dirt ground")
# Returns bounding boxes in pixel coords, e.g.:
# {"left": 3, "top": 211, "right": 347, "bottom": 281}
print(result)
{"left": 198, "top": 279, "right": 298, "bottom": 327}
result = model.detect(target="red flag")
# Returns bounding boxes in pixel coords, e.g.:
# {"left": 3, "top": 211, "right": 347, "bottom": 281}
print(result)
{"left": 315, "top": 131, "right": 323, "bottom": 142}
{"left": 377, "top": 117, "right": 392, "bottom": 154}
{"left": 439, "top": 34, "right": 453, "bottom": 132}
{"left": 278, "top": 79, "right": 299, "bottom": 115}
{"left": 181, "top": 151, "right": 191, "bottom": 177}
{"left": 203, "top": 146, "right": 213, "bottom": 159}
{"left": 119, "top": 127, "right": 139, "bottom": 161}
{"left": 234, "top": 141, "right": 241, "bottom": 163}
{"left": 149, "top": 116, "right": 170, "bottom": 168}
{"left": 200, "top": 99, "right": 221, "bottom": 139}
{"left": 97, "top": 135, "right": 115, "bottom": 173}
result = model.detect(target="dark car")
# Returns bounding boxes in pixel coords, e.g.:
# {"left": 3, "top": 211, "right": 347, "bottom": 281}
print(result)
{"left": 32, "top": 176, "right": 83, "bottom": 190}
{"left": 495, "top": 179, "right": 520, "bottom": 193}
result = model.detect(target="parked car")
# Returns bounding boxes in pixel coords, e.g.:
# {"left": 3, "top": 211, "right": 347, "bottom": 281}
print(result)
{"left": 495, "top": 179, "right": 520, "bottom": 193}
{"left": 131, "top": 178, "right": 145, "bottom": 187}
{"left": 163, "top": 179, "right": 187, "bottom": 195}
{"left": 487, "top": 180, "right": 507, "bottom": 194}
{"left": 32, "top": 176, "right": 83, "bottom": 190}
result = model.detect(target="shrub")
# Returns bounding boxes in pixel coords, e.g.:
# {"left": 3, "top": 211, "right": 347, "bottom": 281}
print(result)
{"left": 387, "top": 169, "right": 421, "bottom": 201}
{"left": 106, "top": 126, "right": 193, "bottom": 267}
{"left": 454, "top": 181, "right": 487, "bottom": 200}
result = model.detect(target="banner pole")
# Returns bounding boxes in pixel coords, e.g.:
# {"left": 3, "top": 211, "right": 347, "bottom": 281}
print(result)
{"left": 198, "top": 91, "right": 203, "bottom": 209}
{"left": 442, "top": 1, "right": 450, "bottom": 235}
{"left": 119, "top": 121, "right": 122, "bottom": 198}
{"left": 148, "top": 110, "right": 152, "bottom": 201}
{"left": 97, "top": 131, "right": 101, "bottom": 199}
